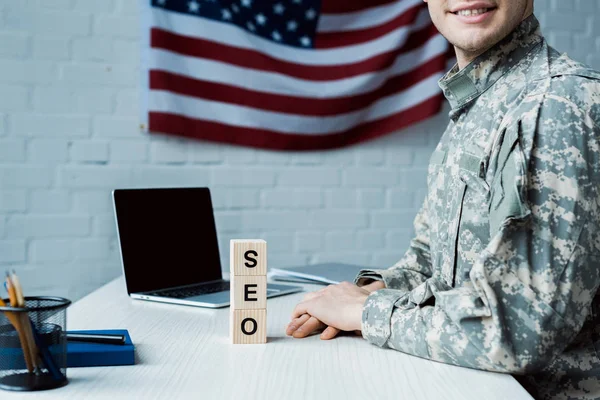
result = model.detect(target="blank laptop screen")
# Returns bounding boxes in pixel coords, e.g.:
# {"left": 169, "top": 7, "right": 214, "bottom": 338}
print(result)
{"left": 113, "top": 187, "right": 222, "bottom": 294}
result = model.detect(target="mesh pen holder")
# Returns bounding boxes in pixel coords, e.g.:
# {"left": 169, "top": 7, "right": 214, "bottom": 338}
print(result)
{"left": 0, "top": 296, "right": 71, "bottom": 391}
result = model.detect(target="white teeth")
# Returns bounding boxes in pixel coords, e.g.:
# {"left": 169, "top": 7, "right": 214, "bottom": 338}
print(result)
{"left": 456, "top": 8, "right": 489, "bottom": 16}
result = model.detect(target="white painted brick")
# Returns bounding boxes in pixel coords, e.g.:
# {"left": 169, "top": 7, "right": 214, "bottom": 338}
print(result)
{"left": 358, "top": 189, "right": 385, "bottom": 208}
{"left": 0, "top": 217, "right": 5, "bottom": 238}
{"left": 92, "top": 215, "right": 117, "bottom": 236}
{"left": 261, "top": 232, "right": 294, "bottom": 253}
{"left": 32, "top": 36, "right": 70, "bottom": 61}
{"left": 6, "top": 215, "right": 90, "bottom": 238}
{"left": 268, "top": 253, "right": 309, "bottom": 269}
{"left": 313, "top": 252, "right": 372, "bottom": 267}
{"left": 224, "top": 147, "right": 257, "bottom": 164}
{"left": 212, "top": 168, "right": 276, "bottom": 187}
{"left": 290, "top": 153, "right": 323, "bottom": 165}
{"left": 295, "top": 231, "right": 324, "bottom": 252}
{"left": 30, "top": 239, "right": 72, "bottom": 262}
{"left": 62, "top": 64, "right": 137, "bottom": 86}
{"left": 29, "top": 190, "right": 71, "bottom": 213}
{"left": 0, "top": 32, "right": 30, "bottom": 58}
{"left": 37, "top": 0, "right": 73, "bottom": 9}
{"left": 0, "top": 85, "right": 29, "bottom": 112}
{"left": 12, "top": 114, "right": 90, "bottom": 137}
{"left": 0, "top": 190, "right": 27, "bottom": 212}
{"left": 72, "top": 37, "right": 113, "bottom": 62}
{"left": 576, "top": 0, "right": 597, "bottom": 13}
{"left": 257, "top": 150, "right": 290, "bottom": 165}
{"left": 33, "top": 87, "right": 113, "bottom": 114}
{"left": 325, "top": 188, "right": 357, "bottom": 208}
{"left": 114, "top": 90, "right": 138, "bottom": 115}
{"left": 5, "top": 9, "right": 92, "bottom": 35}
{"left": 277, "top": 169, "right": 340, "bottom": 186}
{"left": 0, "top": 114, "right": 6, "bottom": 137}
{"left": 150, "top": 139, "right": 188, "bottom": 164}
{"left": 60, "top": 166, "right": 132, "bottom": 188}
{"left": 73, "top": 191, "right": 112, "bottom": 213}
{"left": 189, "top": 142, "right": 224, "bottom": 164}
{"left": 403, "top": 168, "right": 428, "bottom": 189}
{"left": 73, "top": 0, "right": 116, "bottom": 12}
{"left": 75, "top": 238, "right": 112, "bottom": 261}
{"left": 110, "top": 140, "right": 148, "bottom": 162}
{"left": 0, "top": 166, "right": 53, "bottom": 188}
{"left": 28, "top": 139, "right": 69, "bottom": 163}
{"left": 357, "top": 231, "right": 385, "bottom": 250}
{"left": 130, "top": 167, "right": 210, "bottom": 187}
{"left": 371, "top": 211, "right": 416, "bottom": 229}
{"left": 262, "top": 189, "right": 322, "bottom": 208}
{"left": 344, "top": 168, "right": 401, "bottom": 186}
{"left": 545, "top": 12, "right": 586, "bottom": 31}
{"left": 325, "top": 231, "right": 355, "bottom": 251}
{"left": 113, "top": 39, "right": 138, "bottom": 65}
{"left": 0, "top": 60, "right": 57, "bottom": 84}
{"left": 70, "top": 141, "right": 109, "bottom": 163}
{"left": 389, "top": 189, "right": 415, "bottom": 209}
{"left": 310, "top": 211, "right": 368, "bottom": 228}
{"left": 118, "top": 0, "right": 140, "bottom": 14}
{"left": 93, "top": 15, "right": 140, "bottom": 38}
{"left": 355, "top": 148, "right": 385, "bottom": 165}
{"left": 214, "top": 212, "right": 242, "bottom": 232}
{"left": 93, "top": 116, "right": 139, "bottom": 137}
{"left": 548, "top": 32, "right": 572, "bottom": 53}
{"left": 373, "top": 251, "right": 403, "bottom": 267}
{"left": 386, "top": 230, "right": 415, "bottom": 249}
{"left": 551, "top": 0, "right": 574, "bottom": 11}
{"left": 227, "top": 188, "right": 260, "bottom": 209}
{"left": 0, "top": 240, "right": 26, "bottom": 263}
{"left": 0, "top": 139, "right": 26, "bottom": 162}
{"left": 242, "top": 211, "right": 310, "bottom": 230}
{"left": 388, "top": 148, "right": 415, "bottom": 166}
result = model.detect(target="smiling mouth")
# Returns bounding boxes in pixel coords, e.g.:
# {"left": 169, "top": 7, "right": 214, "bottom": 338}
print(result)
{"left": 451, "top": 7, "right": 496, "bottom": 16}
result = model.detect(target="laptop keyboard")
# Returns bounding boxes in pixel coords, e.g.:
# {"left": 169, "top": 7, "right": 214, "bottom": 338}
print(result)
{"left": 146, "top": 281, "right": 231, "bottom": 299}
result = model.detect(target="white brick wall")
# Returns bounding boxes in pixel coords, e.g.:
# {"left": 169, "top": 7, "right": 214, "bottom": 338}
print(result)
{"left": 0, "top": 0, "right": 599, "bottom": 301}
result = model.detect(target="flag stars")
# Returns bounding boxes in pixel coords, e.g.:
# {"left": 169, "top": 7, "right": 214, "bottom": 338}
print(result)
{"left": 247, "top": 21, "right": 256, "bottom": 31}
{"left": 292, "top": 0, "right": 301, "bottom": 3}
{"left": 272, "top": 31, "right": 282, "bottom": 41}
{"left": 299, "top": 36, "right": 311, "bottom": 47}
{"left": 287, "top": 20, "right": 297, "bottom": 31}
{"left": 273, "top": 3, "right": 285, "bottom": 15}
{"left": 305, "top": 8, "right": 316, "bottom": 20}
{"left": 156, "top": 0, "right": 167, "bottom": 5}
{"left": 231, "top": 4, "right": 239, "bottom": 12}
{"left": 241, "top": 0, "right": 252, "bottom": 8}
{"left": 221, "top": 9, "right": 232, "bottom": 20}
{"left": 255, "top": 13, "right": 267, "bottom": 25}
{"left": 188, "top": 0, "right": 200, "bottom": 13}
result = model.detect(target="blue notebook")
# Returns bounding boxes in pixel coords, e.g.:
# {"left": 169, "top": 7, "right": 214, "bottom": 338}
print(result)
{"left": 67, "top": 329, "right": 135, "bottom": 368}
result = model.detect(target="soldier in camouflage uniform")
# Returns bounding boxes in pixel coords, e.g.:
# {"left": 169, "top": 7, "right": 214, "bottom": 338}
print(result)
{"left": 286, "top": 2, "right": 600, "bottom": 399}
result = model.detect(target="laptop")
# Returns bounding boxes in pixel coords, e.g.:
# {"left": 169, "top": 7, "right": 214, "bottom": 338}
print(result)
{"left": 112, "top": 187, "right": 303, "bottom": 308}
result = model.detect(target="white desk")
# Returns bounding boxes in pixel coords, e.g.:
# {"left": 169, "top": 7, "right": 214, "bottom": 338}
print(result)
{"left": 4, "top": 277, "right": 532, "bottom": 399}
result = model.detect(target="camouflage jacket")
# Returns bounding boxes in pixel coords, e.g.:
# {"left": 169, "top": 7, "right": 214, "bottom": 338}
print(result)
{"left": 355, "top": 14, "right": 600, "bottom": 400}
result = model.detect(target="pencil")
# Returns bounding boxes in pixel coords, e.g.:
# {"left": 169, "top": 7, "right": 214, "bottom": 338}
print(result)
{"left": 10, "top": 271, "right": 42, "bottom": 372}
{"left": 4, "top": 274, "right": 34, "bottom": 373}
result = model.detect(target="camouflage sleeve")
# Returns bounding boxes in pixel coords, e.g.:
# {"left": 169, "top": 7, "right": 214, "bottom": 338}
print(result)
{"left": 360, "top": 95, "right": 600, "bottom": 374}
{"left": 354, "top": 198, "right": 433, "bottom": 292}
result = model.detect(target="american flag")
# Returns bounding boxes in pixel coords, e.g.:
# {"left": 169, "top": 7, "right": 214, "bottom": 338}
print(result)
{"left": 142, "top": 0, "right": 452, "bottom": 150}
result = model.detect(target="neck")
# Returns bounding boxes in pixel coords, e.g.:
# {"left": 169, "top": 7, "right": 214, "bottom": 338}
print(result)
{"left": 455, "top": 6, "right": 534, "bottom": 70}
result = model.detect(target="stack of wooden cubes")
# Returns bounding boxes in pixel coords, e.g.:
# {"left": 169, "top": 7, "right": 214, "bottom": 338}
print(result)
{"left": 230, "top": 239, "right": 267, "bottom": 344}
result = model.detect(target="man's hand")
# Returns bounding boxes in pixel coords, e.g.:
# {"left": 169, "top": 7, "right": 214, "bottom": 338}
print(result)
{"left": 285, "top": 280, "right": 385, "bottom": 340}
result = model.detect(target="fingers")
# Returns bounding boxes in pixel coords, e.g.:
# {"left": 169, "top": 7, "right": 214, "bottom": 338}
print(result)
{"left": 286, "top": 314, "right": 310, "bottom": 336}
{"left": 320, "top": 326, "right": 340, "bottom": 340}
{"left": 291, "top": 301, "right": 310, "bottom": 320}
{"left": 292, "top": 316, "right": 325, "bottom": 338}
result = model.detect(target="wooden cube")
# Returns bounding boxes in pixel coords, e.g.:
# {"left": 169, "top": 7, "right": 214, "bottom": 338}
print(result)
{"left": 230, "top": 239, "right": 267, "bottom": 276}
{"left": 230, "top": 275, "right": 266, "bottom": 310}
{"left": 230, "top": 309, "right": 267, "bottom": 344}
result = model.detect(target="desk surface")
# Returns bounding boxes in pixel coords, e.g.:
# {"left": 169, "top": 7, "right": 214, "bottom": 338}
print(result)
{"left": 4, "top": 277, "right": 532, "bottom": 400}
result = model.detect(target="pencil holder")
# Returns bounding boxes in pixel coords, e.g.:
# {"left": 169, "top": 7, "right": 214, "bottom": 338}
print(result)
{"left": 0, "top": 296, "right": 71, "bottom": 391}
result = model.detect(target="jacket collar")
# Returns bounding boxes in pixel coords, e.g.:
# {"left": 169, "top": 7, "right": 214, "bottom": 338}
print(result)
{"left": 438, "top": 14, "right": 543, "bottom": 114}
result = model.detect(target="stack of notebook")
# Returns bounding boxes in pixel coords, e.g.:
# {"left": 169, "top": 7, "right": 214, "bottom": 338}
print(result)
{"left": 267, "top": 263, "right": 366, "bottom": 285}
